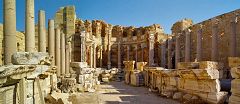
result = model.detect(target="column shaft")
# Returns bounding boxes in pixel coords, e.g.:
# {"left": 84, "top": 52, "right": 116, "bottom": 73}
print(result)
{"left": 48, "top": 20, "right": 55, "bottom": 65}
{"left": 38, "top": 10, "right": 46, "bottom": 52}
{"left": 25, "top": 0, "right": 35, "bottom": 52}
{"left": 80, "top": 31, "right": 86, "bottom": 62}
{"left": 230, "top": 20, "right": 237, "bottom": 57}
{"left": 161, "top": 42, "right": 166, "bottom": 67}
{"left": 127, "top": 45, "right": 130, "bottom": 61}
{"left": 175, "top": 35, "right": 180, "bottom": 68}
{"left": 168, "top": 39, "right": 172, "bottom": 68}
{"left": 197, "top": 27, "right": 202, "bottom": 61}
{"left": 61, "top": 32, "right": 66, "bottom": 75}
{"left": 149, "top": 34, "right": 155, "bottom": 66}
{"left": 55, "top": 28, "right": 61, "bottom": 77}
{"left": 3, "top": 0, "right": 17, "bottom": 65}
{"left": 185, "top": 30, "right": 191, "bottom": 62}
{"left": 100, "top": 46, "right": 103, "bottom": 67}
{"left": 93, "top": 44, "right": 96, "bottom": 68}
{"left": 211, "top": 24, "right": 218, "bottom": 61}
{"left": 118, "top": 42, "right": 121, "bottom": 69}
{"left": 66, "top": 43, "right": 70, "bottom": 76}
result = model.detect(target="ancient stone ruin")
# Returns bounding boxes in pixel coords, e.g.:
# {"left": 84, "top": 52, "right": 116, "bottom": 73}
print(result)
{"left": 0, "top": 0, "right": 240, "bottom": 104}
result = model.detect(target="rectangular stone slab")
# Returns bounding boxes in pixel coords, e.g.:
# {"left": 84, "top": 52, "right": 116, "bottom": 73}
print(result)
{"left": 199, "top": 61, "right": 223, "bottom": 70}
{"left": 70, "top": 62, "right": 88, "bottom": 68}
{"left": 231, "top": 79, "right": 240, "bottom": 95}
{"left": 177, "top": 62, "right": 199, "bottom": 69}
{"left": 12, "top": 52, "right": 50, "bottom": 65}
{"left": 231, "top": 67, "right": 240, "bottom": 78}
{"left": 228, "top": 57, "right": 240, "bottom": 68}
{"left": 229, "top": 94, "right": 240, "bottom": 104}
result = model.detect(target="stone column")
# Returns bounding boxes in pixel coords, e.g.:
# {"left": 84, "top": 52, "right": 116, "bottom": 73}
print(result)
{"left": 93, "top": 43, "right": 96, "bottom": 68}
{"left": 25, "top": 0, "right": 35, "bottom": 52}
{"left": 38, "top": 10, "right": 46, "bottom": 52}
{"left": 167, "top": 38, "right": 172, "bottom": 68}
{"left": 175, "top": 35, "right": 180, "bottom": 68}
{"left": 48, "top": 19, "right": 55, "bottom": 65}
{"left": 66, "top": 42, "right": 70, "bottom": 76}
{"left": 149, "top": 34, "right": 155, "bottom": 66}
{"left": 19, "top": 78, "right": 26, "bottom": 104}
{"left": 118, "top": 41, "right": 121, "bottom": 69}
{"left": 211, "top": 19, "right": 219, "bottom": 61}
{"left": 100, "top": 46, "right": 103, "bottom": 67}
{"left": 127, "top": 45, "right": 130, "bottom": 61}
{"left": 107, "top": 25, "right": 112, "bottom": 69}
{"left": 89, "top": 45, "right": 93, "bottom": 68}
{"left": 161, "top": 41, "right": 166, "bottom": 67}
{"left": 135, "top": 44, "right": 138, "bottom": 63}
{"left": 80, "top": 31, "right": 86, "bottom": 62}
{"left": 230, "top": 17, "right": 237, "bottom": 57}
{"left": 185, "top": 29, "right": 191, "bottom": 62}
{"left": 55, "top": 28, "right": 61, "bottom": 77}
{"left": 3, "top": 0, "right": 17, "bottom": 65}
{"left": 61, "top": 32, "right": 66, "bottom": 75}
{"left": 197, "top": 25, "right": 203, "bottom": 61}
{"left": 141, "top": 44, "right": 144, "bottom": 62}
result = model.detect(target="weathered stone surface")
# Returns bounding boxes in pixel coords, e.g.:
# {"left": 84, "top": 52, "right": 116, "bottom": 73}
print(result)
{"left": 173, "top": 92, "right": 183, "bottom": 100}
{"left": 231, "top": 79, "right": 240, "bottom": 95}
{"left": 0, "top": 85, "right": 15, "bottom": 104}
{"left": 231, "top": 66, "right": 240, "bottom": 78}
{"left": 137, "top": 62, "right": 147, "bottom": 71}
{"left": 228, "top": 57, "right": 240, "bottom": 68}
{"left": 130, "top": 71, "right": 144, "bottom": 86}
{"left": 199, "top": 61, "right": 223, "bottom": 70}
{"left": 229, "top": 94, "right": 240, "bottom": 104}
{"left": 123, "top": 61, "right": 135, "bottom": 71}
{"left": 178, "top": 69, "right": 220, "bottom": 79}
{"left": 60, "top": 78, "right": 77, "bottom": 93}
{"left": 12, "top": 52, "right": 50, "bottom": 65}
{"left": 177, "top": 62, "right": 199, "bottom": 69}
{"left": 178, "top": 78, "right": 220, "bottom": 93}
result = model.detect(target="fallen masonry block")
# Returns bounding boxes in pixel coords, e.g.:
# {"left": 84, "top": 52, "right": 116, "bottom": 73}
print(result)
{"left": 60, "top": 78, "right": 77, "bottom": 93}
{"left": 70, "top": 62, "right": 88, "bottom": 68}
{"left": 12, "top": 52, "right": 51, "bottom": 65}
{"left": 199, "top": 61, "right": 223, "bottom": 70}
{"left": 229, "top": 94, "right": 240, "bottom": 104}
{"left": 231, "top": 79, "right": 240, "bottom": 95}
{"left": 123, "top": 61, "right": 135, "bottom": 71}
{"left": 177, "top": 62, "right": 199, "bottom": 69}
{"left": 130, "top": 71, "right": 144, "bottom": 86}
{"left": 177, "top": 69, "right": 221, "bottom": 79}
{"left": 136, "top": 62, "right": 147, "bottom": 71}
{"left": 230, "top": 66, "right": 240, "bottom": 78}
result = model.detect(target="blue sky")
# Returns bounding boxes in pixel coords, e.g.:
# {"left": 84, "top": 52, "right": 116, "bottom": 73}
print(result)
{"left": 0, "top": 0, "right": 239, "bottom": 34}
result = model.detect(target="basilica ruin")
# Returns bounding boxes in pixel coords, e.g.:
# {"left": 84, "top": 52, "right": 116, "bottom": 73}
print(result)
{"left": 1, "top": 0, "right": 240, "bottom": 104}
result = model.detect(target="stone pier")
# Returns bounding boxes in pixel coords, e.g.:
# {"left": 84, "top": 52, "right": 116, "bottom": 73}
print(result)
{"left": 185, "top": 29, "right": 191, "bottom": 62}
{"left": 25, "top": 0, "right": 35, "bottom": 52}
{"left": 38, "top": 10, "right": 46, "bottom": 52}
{"left": 3, "top": 0, "right": 17, "bottom": 65}
{"left": 197, "top": 24, "right": 203, "bottom": 61}
{"left": 48, "top": 20, "right": 55, "bottom": 65}
{"left": 80, "top": 31, "right": 86, "bottom": 62}
{"left": 55, "top": 28, "right": 61, "bottom": 76}
{"left": 61, "top": 32, "right": 66, "bottom": 75}
{"left": 211, "top": 19, "right": 219, "bottom": 61}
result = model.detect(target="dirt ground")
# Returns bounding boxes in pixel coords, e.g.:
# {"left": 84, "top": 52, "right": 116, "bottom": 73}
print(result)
{"left": 60, "top": 81, "right": 180, "bottom": 104}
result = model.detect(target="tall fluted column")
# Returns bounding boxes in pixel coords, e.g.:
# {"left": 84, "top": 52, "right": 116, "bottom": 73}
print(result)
{"left": 118, "top": 41, "right": 121, "bottom": 69}
{"left": 149, "top": 34, "right": 155, "bottom": 66}
{"left": 167, "top": 38, "right": 172, "bottom": 68}
{"left": 55, "top": 28, "right": 61, "bottom": 77}
{"left": 107, "top": 25, "right": 112, "bottom": 69}
{"left": 48, "top": 20, "right": 55, "bottom": 65}
{"left": 185, "top": 29, "right": 191, "bottom": 62}
{"left": 161, "top": 41, "right": 166, "bottom": 67}
{"left": 211, "top": 19, "right": 219, "bottom": 61}
{"left": 230, "top": 17, "right": 237, "bottom": 57}
{"left": 175, "top": 35, "right": 180, "bottom": 68}
{"left": 3, "top": 0, "right": 17, "bottom": 65}
{"left": 38, "top": 10, "right": 46, "bottom": 52}
{"left": 25, "top": 0, "right": 35, "bottom": 52}
{"left": 197, "top": 25, "right": 203, "bottom": 61}
{"left": 61, "top": 32, "right": 66, "bottom": 75}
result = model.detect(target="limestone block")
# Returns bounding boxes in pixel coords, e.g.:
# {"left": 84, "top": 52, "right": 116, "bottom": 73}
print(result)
{"left": 229, "top": 94, "right": 240, "bottom": 104}
{"left": 75, "top": 68, "right": 94, "bottom": 75}
{"left": 136, "top": 62, "right": 147, "bottom": 71}
{"left": 70, "top": 62, "right": 88, "bottom": 68}
{"left": 177, "top": 62, "right": 199, "bottom": 69}
{"left": 27, "top": 65, "right": 50, "bottom": 78}
{"left": 231, "top": 67, "right": 240, "bottom": 78}
{"left": 60, "top": 78, "right": 77, "bottom": 93}
{"left": 177, "top": 69, "right": 197, "bottom": 79}
{"left": 12, "top": 52, "right": 50, "bottom": 65}
{"left": 0, "top": 85, "right": 15, "bottom": 104}
{"left": 228, "top": 57, "right": 240, "bottom": 68}
{"left": 199, "top": 61, "right": 223, "bottom": 70}
{"left": 178, "top": 69, "right": 220, "bottom": 79}
{"left": 173, "top": 92, "right": 183, "bottom": 100}
{"left": 196, "top": 92, "right": 227, "bottom": 104}
{"left": 130, "top": 71, "right": 144, "bottom": 86}
{"left": 178, "top": 78, "right": 221, "bottom": 93}
{"left": 123, "top": 61, "right": 135, "bottom": 71}
{"left": 231, "top": 79, "right": 240, "bottom": 95}
{"left": 125, "top": 72, "right": 131, "bottom": 84}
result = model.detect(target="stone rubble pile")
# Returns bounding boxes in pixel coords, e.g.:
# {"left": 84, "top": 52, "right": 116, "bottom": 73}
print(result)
{"left": 100, "top": 68, "right": 119, "bottom": 83}
{"left": 0, "top": 52, "right": 57, "bottom": 104}
{"left": 123, "top": 61, "right": 228, "bottom": 104}
{"left": 70, "top": 62, "right": 100, "bottom": 92}
{"left": 228, "top": 57, "right": 240, "bottom": 104}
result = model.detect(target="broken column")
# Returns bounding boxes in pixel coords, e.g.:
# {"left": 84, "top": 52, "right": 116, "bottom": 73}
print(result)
{"left": 185, "top": 29, "right": 191, "bottom": 62}
{"left": 61, "top": 32, "right": 66, "bottom": 76}
{"left": 229, "top": 16, "right": 237, "bottom": 57}
{"left": 38, "top": 10, "right": 46, "bottom": 52}
{"left": 3, "top": 0, "right": 17, "bottom": 65}
{"left": 197, "top": 25, "right": 203, "bottom": 61}
{"left": 25, "top": 0, "right": 35, "bottom": 52}
{"left": 48, "top": 19, "right": 55, "bottom": 65}
{"left": 55, "top": 28, "right": 61, "bottom": 77}
{"left": 211, "top": 18, "right": 219, "bottom": 61}
{"left": 175, "top": 34, "right": 180, "bottom": 68}
{"left": 149, "top": 34, "right": 155, "bottom": 66}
